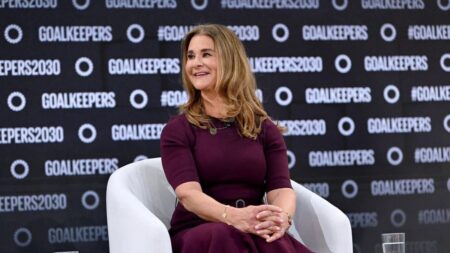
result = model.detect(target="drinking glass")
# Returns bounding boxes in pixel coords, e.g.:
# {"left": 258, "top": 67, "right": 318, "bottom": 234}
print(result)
{"left": 381, "top": 232, "right": 405, "bottom": 253}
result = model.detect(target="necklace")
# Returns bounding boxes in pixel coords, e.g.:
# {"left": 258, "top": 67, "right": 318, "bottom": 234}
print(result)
{"left": 209, "top": 118, "right": 234, "bottom": 135}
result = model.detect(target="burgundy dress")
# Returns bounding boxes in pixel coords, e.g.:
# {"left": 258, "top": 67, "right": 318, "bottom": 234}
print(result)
{"left": 160, "top": 114, "right": 312, "bottom": 253}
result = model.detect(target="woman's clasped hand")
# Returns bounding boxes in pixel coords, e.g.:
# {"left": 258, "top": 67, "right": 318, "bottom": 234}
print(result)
{"left": 225, "top": 205, "right": 291, "bottom": 243}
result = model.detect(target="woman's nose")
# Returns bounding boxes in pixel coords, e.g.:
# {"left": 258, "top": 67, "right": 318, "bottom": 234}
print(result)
{"left": 194, "top": 56, "right": 203, "bottom": 66}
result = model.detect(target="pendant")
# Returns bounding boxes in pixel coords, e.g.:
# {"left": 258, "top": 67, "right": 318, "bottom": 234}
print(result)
{"left": 209, "top": 127, "right": 217, "bottom": 135}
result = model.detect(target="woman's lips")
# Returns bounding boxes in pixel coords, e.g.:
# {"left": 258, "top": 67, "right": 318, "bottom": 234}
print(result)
{"left": 193, "top": 72, "right": 209, "bottom": 76}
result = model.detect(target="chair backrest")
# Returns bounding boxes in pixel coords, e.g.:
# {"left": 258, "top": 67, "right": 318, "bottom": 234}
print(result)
{"left": 291, "top": 181, "right": 353, "bottom": 253}
{"left": 109, "top": 157, "right": 176, "bottom": 228}
{"left": 107, "top": 158, "right": 175, "bottom": 253}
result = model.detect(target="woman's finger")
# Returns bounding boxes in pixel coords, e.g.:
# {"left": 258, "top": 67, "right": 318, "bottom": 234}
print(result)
{"left": 255, "top": 210, "right": 273, "bottom": 219}
{"left": 254, "top": 204, "right": 282, "bottom": 213}
{"left": 255, "top": 220, "right": 275, "bottom": 230}
{"left": 258, "top": 214, "right": 284, "bottom": 225}
{"left": 266, "top": 230, "right": 284, "bottom": 243}
{"left": 255, "top": 229, "right": 273, "bottom": 235}
{"left": 256, "top": 233, "right": 270, "bottom": 240}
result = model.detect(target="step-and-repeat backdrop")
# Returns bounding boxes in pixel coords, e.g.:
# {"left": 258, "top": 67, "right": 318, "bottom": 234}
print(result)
{"left": 1, "top": 0, "right": 449, "bottom": 252}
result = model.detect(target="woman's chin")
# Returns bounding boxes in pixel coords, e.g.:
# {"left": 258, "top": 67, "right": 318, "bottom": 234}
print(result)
{"left": 193, "top": 84, "right": 214, "bottom": 91}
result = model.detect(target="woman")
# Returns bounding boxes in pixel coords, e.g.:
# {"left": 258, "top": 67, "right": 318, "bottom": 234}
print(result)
{"left": 160, "top": 24, "right": 312, "bottom": 253}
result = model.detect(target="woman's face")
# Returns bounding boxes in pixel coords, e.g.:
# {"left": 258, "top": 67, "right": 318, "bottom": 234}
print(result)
{"left": 186, "top": 35, "right": 218, "bottom": 93}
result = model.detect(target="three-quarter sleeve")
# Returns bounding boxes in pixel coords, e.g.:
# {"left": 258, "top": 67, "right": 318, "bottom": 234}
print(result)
{"left": 262, "top": 119, "right": 292, "bottom": 192}
{"left": 160, "top": 115, "right": 199, "bottom": 190}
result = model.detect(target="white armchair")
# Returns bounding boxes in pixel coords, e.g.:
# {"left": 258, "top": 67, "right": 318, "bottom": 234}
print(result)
{"left": 106, "top": 158, "right": 353, "bottom": 253}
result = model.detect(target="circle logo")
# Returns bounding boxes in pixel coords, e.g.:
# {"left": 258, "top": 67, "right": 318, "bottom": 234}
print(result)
{"left": 286, "top": 150, "right": 296, "bottom": 170}
{"left": 390, "top": 209, "right": 407, "bottom": 227}
{"left": 383, "top": 84, "right": 400, "bottom": 104}
{"left": 272, "top": 23, "right": 289, "bottom": 43}
{"left": 387, "top": 147, "right": 403, "bottom": 166}
{"left": 332, "top": 0, "right": 348, "bottom": 10}
{"left": 4, "top": 24, "right": 23, "bottom": 44}
{"left": 443, "top": 114, "right": 450, "bottom": 133}
{"left": 127, "top": 24, "right": 145, "bottom": 43}
{"left": 78, "top": 123, "right": 97, "bottom": 143}
{"left": 72, "top": 0, "right": 90, "bottom": 10}
{"left": 338, "top": 117, "right": 355, "bottom": 136}
{"left": 130, "top": 89, "right": 149, "bottom": 109}
{"left": 14, "top": 227, "right": 32, "bottom": 247}
{"left": 191, "top": 0, "right": 208, "bottom": 10}
{"left": 7, "top": 91, "right": 26, "bottom": 111}
{"left": 134, "top": 155, "right": 148, "bottom": 162}
{"left": 380, "top": 23, "right": 397, "bottom": 42}
{"left": 10, "top": 159, "right": 29, "bottom": 180}
{"left": 341, "top": 179, "right": 358, "bottom": 199}
{"left": 275, "top": 86, "right": 293, "bottom": 106}
{"left": 81, "top": 190, "right": 100, "bottom": 210}
{"left": 437, "top": 0, "right": 450, "bottom": 11}
{"left": 255, "top": 89, "right": 263, "bottom": 103}
{"left": 75, "top": 57, "right": 94, "bottom": 77}
{"left": 335, "top": 54, "right": 352, "bottom": 73}
{"left": 440, "top": 54, "right": 450, "bottom": 72}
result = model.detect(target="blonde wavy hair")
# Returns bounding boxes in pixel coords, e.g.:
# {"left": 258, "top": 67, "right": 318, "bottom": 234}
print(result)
{"left": 180, "top": 24, "right": 270, "bottom": 139}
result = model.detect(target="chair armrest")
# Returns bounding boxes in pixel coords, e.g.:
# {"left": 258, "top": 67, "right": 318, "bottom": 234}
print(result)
{"left": 107, "top": 171, "right": 172, "bottom": 253}
{"left": 291, "top": 180, "right": 353, "bottom": 253}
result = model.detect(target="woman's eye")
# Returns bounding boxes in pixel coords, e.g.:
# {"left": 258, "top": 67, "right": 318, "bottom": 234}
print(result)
{"left": 203, "top": 53, "right": 211, "bottom": 57}
{"left": 187, "top": 54, "right": 195, "bottom": 60}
